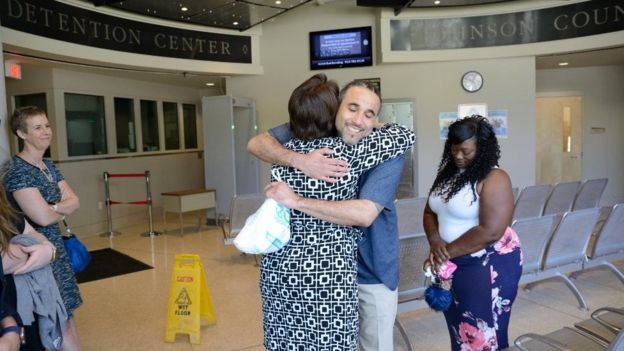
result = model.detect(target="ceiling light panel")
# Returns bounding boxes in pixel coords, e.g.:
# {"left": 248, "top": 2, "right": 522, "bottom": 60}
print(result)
{"left": 106, "top": 0, "right": 310, "bottom": 30}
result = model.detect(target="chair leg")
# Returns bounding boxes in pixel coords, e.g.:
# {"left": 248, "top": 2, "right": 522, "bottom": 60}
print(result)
{"left": 524, "top": 274, "right": 588, "bottom": 310}
{"left": 602, "top": 261, "right": 624, "bottom": 284}
{"left": 556, "top": 272, "right": 589, "bottom": 311}
{"left": 394, "top": 318, "right": 414, "bottom": 351}
{"left": 570, "top": 262, "right": 624, "bottom": 285}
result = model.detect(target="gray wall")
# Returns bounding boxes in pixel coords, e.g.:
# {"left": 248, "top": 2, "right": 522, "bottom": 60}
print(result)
{"left": 537, "top": 65, "right": 624, "bottom": 205}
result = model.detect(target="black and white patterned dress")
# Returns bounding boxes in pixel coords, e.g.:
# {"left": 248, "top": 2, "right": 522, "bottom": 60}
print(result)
{"left": 260, "top": 124, "right": 415, "bottom": 350}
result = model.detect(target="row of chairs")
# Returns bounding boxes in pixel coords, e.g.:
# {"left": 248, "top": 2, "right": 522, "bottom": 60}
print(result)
{"left": 513, "top": 178, "right": 608, "bottom": 220}
{"left": 220, "top": 178, "right": 608, "bottom": 245}
{"left": 514, "top": 204, "right": 623, "bottom": 310}
{"left": 393, "top": 198, "right": 624, "bottom": 350}
{"left": 507, "top": 307, "right": 624, "bottom": 351}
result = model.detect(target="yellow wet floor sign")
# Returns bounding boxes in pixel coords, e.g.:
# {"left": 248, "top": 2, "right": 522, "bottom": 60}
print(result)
{"left": 165, "top": 254, "right": 216, "bottom": 344}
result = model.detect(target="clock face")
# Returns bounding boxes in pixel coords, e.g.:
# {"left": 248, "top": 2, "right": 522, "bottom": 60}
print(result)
{"left": 462, "top": 71, "right": 483, "bottom": 92}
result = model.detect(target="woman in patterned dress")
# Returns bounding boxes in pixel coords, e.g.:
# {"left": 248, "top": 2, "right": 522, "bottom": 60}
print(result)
{"left": 423, "top": 116, "right": 522, "bottom": 351}
{"left": 259, "top": 74, "right": 415, "bottom": 350}
{"left": 4, "top": 106, "right": 83, "bottom": 351}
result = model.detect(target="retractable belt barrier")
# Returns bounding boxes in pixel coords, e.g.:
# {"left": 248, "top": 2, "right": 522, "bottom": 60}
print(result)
{"left": 101, "top": 171, "right": 161, "bottom": 237}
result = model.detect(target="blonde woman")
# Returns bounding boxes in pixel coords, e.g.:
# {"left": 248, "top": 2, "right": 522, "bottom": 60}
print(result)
{"left": 4, "top": 106, "right": 82, "bottom": 351}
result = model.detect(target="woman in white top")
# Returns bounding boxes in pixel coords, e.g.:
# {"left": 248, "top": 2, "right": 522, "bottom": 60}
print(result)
{"left": 423, "top": 116, "right": 522, "bottom": 351}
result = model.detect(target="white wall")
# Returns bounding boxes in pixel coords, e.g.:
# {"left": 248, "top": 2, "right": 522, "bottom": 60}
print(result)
{"left": 537, "top": 65, "right": 624, "bottom": 205}
{"left": 58, "top": 153, "right": 204, "bottom": 236}
{"left": 226, "top": 1, "right": 537, "bottom": 196}
{"left": 4, "top": 66, "right": 210, "bottom": 236}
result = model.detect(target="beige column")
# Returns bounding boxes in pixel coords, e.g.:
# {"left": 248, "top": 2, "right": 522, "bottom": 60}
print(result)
{"left": 0, "top": 26, "right": 11, "bottom": 165}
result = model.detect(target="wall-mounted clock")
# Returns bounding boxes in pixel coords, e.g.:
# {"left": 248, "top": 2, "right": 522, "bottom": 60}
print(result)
{"left": 461, "top": 71, "right": 483, "bottom": 92}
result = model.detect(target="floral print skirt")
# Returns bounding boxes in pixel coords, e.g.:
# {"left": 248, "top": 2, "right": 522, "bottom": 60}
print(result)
{"left": 444, "top": 227, "right": 522, "bottom": 351}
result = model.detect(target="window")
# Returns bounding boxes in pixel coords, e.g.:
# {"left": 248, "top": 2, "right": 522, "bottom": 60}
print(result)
{"left": 140, "top": 100, "right": 159, "bottom": 151}
{"left": 65, "top": 93, "right": 107, "bottom": 156}
{"left": 14, "top": 93, "right": 51, "bottom": 157}
{"left": 163, "top": 102, "right": 180, "bottom": 150}
{"left": 114, "top": 98, "right": 136, "bottom": 153}
{"left": 183, "top": 104, "right": 198, "bottom": 149}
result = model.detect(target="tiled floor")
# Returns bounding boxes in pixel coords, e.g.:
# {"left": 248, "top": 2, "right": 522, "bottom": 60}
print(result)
{"left": 74, "top": 216, "right": 624, "bottom": 350}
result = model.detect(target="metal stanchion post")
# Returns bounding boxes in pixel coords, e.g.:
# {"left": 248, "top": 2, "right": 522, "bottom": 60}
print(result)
{"left": 142, "top": 170, "right": 162, "bottom": 237}
{"left": 100, "top": 171, "right": 121, "bottom": 237}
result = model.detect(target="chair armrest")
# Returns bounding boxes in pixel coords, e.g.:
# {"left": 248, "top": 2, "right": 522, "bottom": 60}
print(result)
{"left": 219, "top": 214, "right": 230, "bottom": 239}
{"left": 514, "top": 333, "right": 571, "bottom": 351}
{"left": 591, "top": 307, "right": 624, "bottom": 333}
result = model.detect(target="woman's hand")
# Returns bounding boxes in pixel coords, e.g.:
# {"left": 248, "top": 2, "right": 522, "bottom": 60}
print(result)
{"left": 12, "top": 242, "right": 54, "bottom": 274}
{"left": 264, "top": 181, "right": 300, "bottom": 209}
{"left": 428, "top": 239, "right": 450, "bottom": 270}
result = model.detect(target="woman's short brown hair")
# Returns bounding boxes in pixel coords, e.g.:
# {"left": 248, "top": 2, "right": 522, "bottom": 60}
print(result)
{"left": 10, "top": 106, "right": 47, "bottom": 136}
{"left": 288, "top": 73, "right": 339, "bottom": 141}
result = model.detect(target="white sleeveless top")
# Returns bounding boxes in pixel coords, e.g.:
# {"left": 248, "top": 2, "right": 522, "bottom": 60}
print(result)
{"left": 428, "top": 182, "right": 486, "bottom": 256}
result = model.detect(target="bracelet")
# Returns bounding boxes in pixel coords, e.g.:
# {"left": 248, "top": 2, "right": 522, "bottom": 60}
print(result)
{"left": 44, "top": 241, "right": 57, "bottom": 261}
{"left": 1, "top": 325, "right": 20, "bottom": 336}
{"left": 1, "top": 325, "right": 24, "bottom": 344}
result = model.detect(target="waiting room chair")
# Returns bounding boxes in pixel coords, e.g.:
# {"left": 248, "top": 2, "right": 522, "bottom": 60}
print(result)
{"left": 511, "top": 326, "right": 608, "bottom": 351}
{"left": 522, "top": 208, "right": 601, "bottom": 310}
{"left": 394, "top": 232, "right": 430, "bottom": 351}
{"left": 513, "top": 184, "right": 553, "bottom": 220}
{"left": 543, "top": 181, "right": 581, "bottom": 215}
{"left": 220, "top": 193, "right": 265, "bottom": 245}
{"left": 395, "top": 196, "right": 428, "bottom": 237}
{"left": 572, "top": 178, "right": 608, "bottom": 211}
{"left": 508, "top": 307, "right": 624, "bottom": 351}
{"left": 575, "top": 307, "right": 624, "bottom": 344}
{"left": 512, "top": 214, "right": 560, "bottom": 277}
{"left": 570, "top": 203, "right": 624, "bottom": 285}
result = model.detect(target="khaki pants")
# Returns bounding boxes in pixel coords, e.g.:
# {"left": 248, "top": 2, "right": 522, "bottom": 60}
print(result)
{"left": 358, "top": 284, "right": 398, "bottom": 351}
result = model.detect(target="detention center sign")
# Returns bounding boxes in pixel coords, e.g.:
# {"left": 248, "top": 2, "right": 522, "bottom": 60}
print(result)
{"left": 0, "top": 0, "right": 252, "bottom": 63}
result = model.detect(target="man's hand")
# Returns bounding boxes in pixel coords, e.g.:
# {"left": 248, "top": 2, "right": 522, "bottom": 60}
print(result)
{"left": 264, "top": 182, "right": 300, "bottom": 209}
{"left": 292, "top": 148, "right": 348, "bottom": 183}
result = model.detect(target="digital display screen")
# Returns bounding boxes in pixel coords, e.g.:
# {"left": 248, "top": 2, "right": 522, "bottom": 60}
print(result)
{"left": 309, "top": 26, "right": 372, "bottom": 70}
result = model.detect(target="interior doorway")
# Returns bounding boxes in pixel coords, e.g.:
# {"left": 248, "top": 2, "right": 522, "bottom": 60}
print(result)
{"left": 535, "top": 96, "right": 582, "bottom": 185}
{"left": 378, "top": 98, "right": 417, "bottom": 198}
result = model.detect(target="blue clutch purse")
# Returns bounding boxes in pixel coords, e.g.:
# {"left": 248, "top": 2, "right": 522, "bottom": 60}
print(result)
{"left": 424, "top": 263, "right": 456, "bottom": 312}
{"left": 62, "top": 219, "right": 91, "bottom": 273}
{"left": 425, "top": 283, "right": 453, "bottom": 312}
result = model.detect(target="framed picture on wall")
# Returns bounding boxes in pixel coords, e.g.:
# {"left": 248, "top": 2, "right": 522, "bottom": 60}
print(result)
{"left": 439, "top": 112, "right": 459, "bottom": 139}
{"left": 458, "top": 103, "right": 487, "bottom": 118}
{"left": 488, "top": 109, "right": 508, "bottom": 139}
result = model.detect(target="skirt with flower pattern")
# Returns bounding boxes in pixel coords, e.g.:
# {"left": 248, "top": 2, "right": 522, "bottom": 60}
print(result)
{"left": 444, "top": 227, "right": 522, "bottom": 351}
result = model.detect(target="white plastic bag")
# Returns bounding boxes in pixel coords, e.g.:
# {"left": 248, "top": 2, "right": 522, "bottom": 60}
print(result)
{"left": 233, "top": 198, "right": 291, "bottom": 255}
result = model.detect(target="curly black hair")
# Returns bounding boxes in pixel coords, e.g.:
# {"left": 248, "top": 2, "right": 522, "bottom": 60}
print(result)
{"left": 429, "top": 115, "right": 500, "bottom": 203}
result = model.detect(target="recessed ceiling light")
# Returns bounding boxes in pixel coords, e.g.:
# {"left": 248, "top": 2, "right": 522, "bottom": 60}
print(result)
{"left": 205, "top": 82, "right": 215, "bottom": 86}
{"left": 181, "top": 6, "right": 188, "bottom": 12}
{"left": 275, "top": 0, "right": 282, "bottom": 4}
{"left": 434, "top": 0, "right": 441, "bottom": 4}
{"left": 233, "top": 21, "right": 239, "bottom": 26}
{"left": 558, "top": 62, "right": 569, "bottom": 66}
